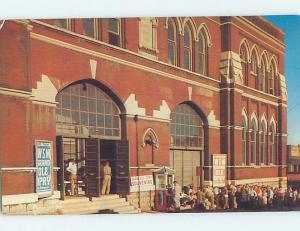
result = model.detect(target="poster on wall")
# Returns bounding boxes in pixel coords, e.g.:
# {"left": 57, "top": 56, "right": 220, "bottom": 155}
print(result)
{"left": 130, "top": 175, "right": 155, "bottom": 192}
{"left": 212, "top": 154, "right": 227, "bottom": 187}
{"left": 35, "top": 140, "right": 53, "bottom": 198}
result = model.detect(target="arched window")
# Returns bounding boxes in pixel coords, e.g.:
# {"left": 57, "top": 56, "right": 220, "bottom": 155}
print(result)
{"left": 259, "top": 58, "right": 267, "bottom": 92}
{"left": 260, "top": 120, "right": 267, "bottom": 164}
{"left": 198, "top": 30, "right": 208, "bottom": 75}
{"left": 139, "top": 18, "right": 157, "bottom": 50}
{"left": 251, "top": 52, "right": 258, "bottom": 75}
{"left": 250, "top": 118, "right": 258, "bottom": 165}
{"left": 183, "top": 26, "right": 192, "bottom": 70}
{"left": 170, "top": 104, "right": 204, "bottom": 148}
{"left": 108, "top": 18, "right": 121, "bottom": 47}
{"left": 56, "top": 82, "right": 121, "bottom": 138}
{"left": 270, "top": 122, "right": 276, "bottom": 164}
{"left": 167, "top": 19, "right": 177, "bottom": 65}
{"left": 240, "top": 44, "right": 248, "bottom": 85}
{"left": 242, "top": 115, "right": 248, "bottom": 165}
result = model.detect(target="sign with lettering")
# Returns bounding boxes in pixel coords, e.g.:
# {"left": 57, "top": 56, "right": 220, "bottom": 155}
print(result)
{"left": 130, "top": 175, "right": 155, "bottom": 192}
{"left": 212, "top": 154, "right": 227, "bottom": 187}
{"left": 35, "top": 140, "right": 53, "bottom": 198}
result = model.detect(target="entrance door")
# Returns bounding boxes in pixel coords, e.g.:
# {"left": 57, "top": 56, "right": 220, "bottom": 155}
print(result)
{"left": 99, "top": 140, "right": 130, "bottom": 195}
{"left": 170, "top": 149, "right": 201, "bottom": 187}
{"left": 85, "top": 139, "right": 101, "bottom": 197}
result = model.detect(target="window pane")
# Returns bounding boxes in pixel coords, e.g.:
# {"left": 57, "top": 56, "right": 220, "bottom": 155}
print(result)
{"left": 54, "top": 19, "right": 68, "bottom": 29}
{"left": 184, "top": 49, "right": 190, "bottom": 69}
{"left": 168, "top": 22, "right": 174, "bottom": 41}
{"left": 109, "top": 33, "right": 120, "bottom": 46}
{"left": 168, "top": 42, "right": 175, "bottom": 65}
{"left": 83, "top": 18, "right": 95, "bottom": 38}
{"left": 109, "top": 18, "right": 119, "bottom": 33}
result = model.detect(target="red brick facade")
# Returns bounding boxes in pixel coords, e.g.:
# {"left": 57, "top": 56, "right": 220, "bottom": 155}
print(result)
{"left": 0, "top": 17, "right": 287, "bottom": 207}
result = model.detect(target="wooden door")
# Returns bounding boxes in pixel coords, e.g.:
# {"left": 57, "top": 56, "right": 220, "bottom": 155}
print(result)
{"left": 115, "top": 140, "right": 130, "bottom": 195}
{"left": 85, "top": 139, "right": 101, "bottom": 197}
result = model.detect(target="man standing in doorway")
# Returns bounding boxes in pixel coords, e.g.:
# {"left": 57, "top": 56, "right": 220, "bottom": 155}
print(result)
{"left": 67, "top": 159, "right": 77, "bottom": 196}
{"left": 102, "top": 161, "right": 112, "bottom": 195}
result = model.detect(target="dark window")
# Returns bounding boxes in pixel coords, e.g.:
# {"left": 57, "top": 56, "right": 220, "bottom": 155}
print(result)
{"left": 198, "top": 31, "right": 207, "bottom": 75}
{"left": 240, "top": 44, "right": 248, "bottom": 84}
{"left": 168, "top": 20, "right": 176, "bottom": 65}
{"left": 83, "top": 18, "right": 96, "bottom": 38}
{"left": 183, "top": 27, "right": 192, "bottom": 70}
{"left": 108, "top": 18, "right": 121, "bottom": 47}
{"left": 250, "top": 119, "right": 258, "bottom": 164}
{"left": 260, "top": 121, "right": 267, "bottom": 164}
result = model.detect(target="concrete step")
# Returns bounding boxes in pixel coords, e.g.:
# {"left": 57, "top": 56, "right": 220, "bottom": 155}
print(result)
{"left": 61, "top": 198, "right": 127, "bottom": 210}
{"left": 61, "top": 195, "right": 120, "bottom": 205}
{"left": 59, "top": 194, "right": 139, "bottom": 215}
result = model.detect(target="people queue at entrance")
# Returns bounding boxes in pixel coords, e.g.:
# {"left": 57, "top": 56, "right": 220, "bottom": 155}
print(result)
{"left": 167, "top": 182, "right": 300, "bottom": 212}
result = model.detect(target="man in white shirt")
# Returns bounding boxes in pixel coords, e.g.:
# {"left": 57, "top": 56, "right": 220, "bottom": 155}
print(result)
{"left": 67, "top": 159, "right": 77, "bottom": 196}
{"left": 102, "top": 161, "right": 112, "bottom": 195}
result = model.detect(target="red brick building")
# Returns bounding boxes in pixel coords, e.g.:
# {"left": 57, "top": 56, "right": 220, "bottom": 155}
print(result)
{"left": 0, "top": 16, "right": 288, "bottom": 213}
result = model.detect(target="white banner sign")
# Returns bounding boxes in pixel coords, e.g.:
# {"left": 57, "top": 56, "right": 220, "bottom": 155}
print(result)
{"left": 35, "top": 140, "right": 53, "bottom": 198}
{"left": 130, "top": 175, "right": 155, "bottom": 192}
{"left": 212, "top": 154, "right": 227, "bottom": 187}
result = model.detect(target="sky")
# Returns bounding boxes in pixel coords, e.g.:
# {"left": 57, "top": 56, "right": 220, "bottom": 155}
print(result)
{"left": 264, "top": 16, "right": 300, "bottom": 145}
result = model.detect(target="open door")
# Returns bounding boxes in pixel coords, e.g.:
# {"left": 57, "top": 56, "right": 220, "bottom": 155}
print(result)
{"left": 115, "top": 140, "right": 130, "bottom": 195}
{"left": 85, "top": 139, "right": 101, "bottom": 197}
{"left": 99, "top": 140, "right": 130, "bottom": 195}
{"left": 56, "top": 136, "right": 65, "bottom": 200}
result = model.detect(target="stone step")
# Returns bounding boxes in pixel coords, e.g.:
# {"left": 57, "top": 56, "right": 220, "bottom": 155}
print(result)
{"left": 61, "top": 198, "right": 127, "bottom": 210}
{"left": 112, "top": 205, "right": 135, "bottom": 213}
{"left": 60, "top": 201, "right": 134, "bottom": 214}
{"left": 61, "top": 195, "right": 120, "bottom": 205}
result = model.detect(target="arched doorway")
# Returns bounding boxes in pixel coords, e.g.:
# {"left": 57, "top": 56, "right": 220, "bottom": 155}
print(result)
{"left": 170, "top": 103, "right": 205, "bottom": 188}
{"left": 55, "top": 81, "right": 129, "bottom": 199}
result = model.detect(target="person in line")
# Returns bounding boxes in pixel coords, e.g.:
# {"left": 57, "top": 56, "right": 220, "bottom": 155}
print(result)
{"left": 102, "top": 161, "right": 112, "bottom": 195}
{"left": 173, "top": 181, "right": 181, "bottom": 212}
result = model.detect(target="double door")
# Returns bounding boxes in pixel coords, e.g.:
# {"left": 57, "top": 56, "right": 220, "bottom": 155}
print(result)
{"left": 57, "top": 137, "right": 129, "bottom": 199}
{"left": 170, "top": 149, "right": 201, "bottom": 188}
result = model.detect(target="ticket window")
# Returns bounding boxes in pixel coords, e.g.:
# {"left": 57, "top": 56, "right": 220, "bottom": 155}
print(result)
{"left": 153, "top": 167, "right": 175, "bottom": 211}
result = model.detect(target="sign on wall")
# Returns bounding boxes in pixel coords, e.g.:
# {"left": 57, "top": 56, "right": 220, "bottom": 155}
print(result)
{"left": 212, "top": 154, "right": 227, "bottom": 187}
{"left": 35, "top": 140, "right": 53, "bottom": 198}
{"left": 130, "top": 175, "right": 155, "bottom": 192}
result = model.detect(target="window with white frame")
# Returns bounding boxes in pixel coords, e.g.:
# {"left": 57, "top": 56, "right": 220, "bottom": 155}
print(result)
{"left": 183, "top": 27, "right": 192, "bottom": 70}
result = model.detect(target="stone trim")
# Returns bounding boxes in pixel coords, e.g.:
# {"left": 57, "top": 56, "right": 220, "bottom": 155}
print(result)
{"left": 1, "top": 167, "right": 36, "bottom": 173}
{"left": 0, "top": 87, "right": 31, "bottom": 99}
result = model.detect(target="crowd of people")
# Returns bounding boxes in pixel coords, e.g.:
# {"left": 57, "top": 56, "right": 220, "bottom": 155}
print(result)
{"left": 166, "top": 182, "right": 300, "bottom": 212}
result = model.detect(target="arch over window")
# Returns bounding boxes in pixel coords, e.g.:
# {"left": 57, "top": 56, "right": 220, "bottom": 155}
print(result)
{"left": 270, "top": 121, "right": 276, "bottom": 164}
{"left": 198, "top": 28, "right": 208, "bottom": 75}
{"left": 240, "top": 42, "right": 249, "bottom": 85}
{"left": 241, "top": 112, "right": 248, "bottom": 165}
{"left": 170, "top": 104, "right": 204, "bottom": 148}
{"left": 167, "top": 18, "right": 177, "bottom": 65}
{"left": 183, "top": 25, "right": 193, "bottom": 70}
{"left": 250, "top": 114, "right": 258, "bottom": 165}
{"left": 139, "top": 17, "right": 157, "bottom": 51}
{"left": 260, "top": 119, "right": 267, "bottom": 164}
{"left": 142, "top": 128, "right": 159, "bottom": 148}
{"left": 56, "top": 82, "right": 121, "bottom": 138}
{"left": 108, "top": 18, "right": 121, "bottom": 47}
